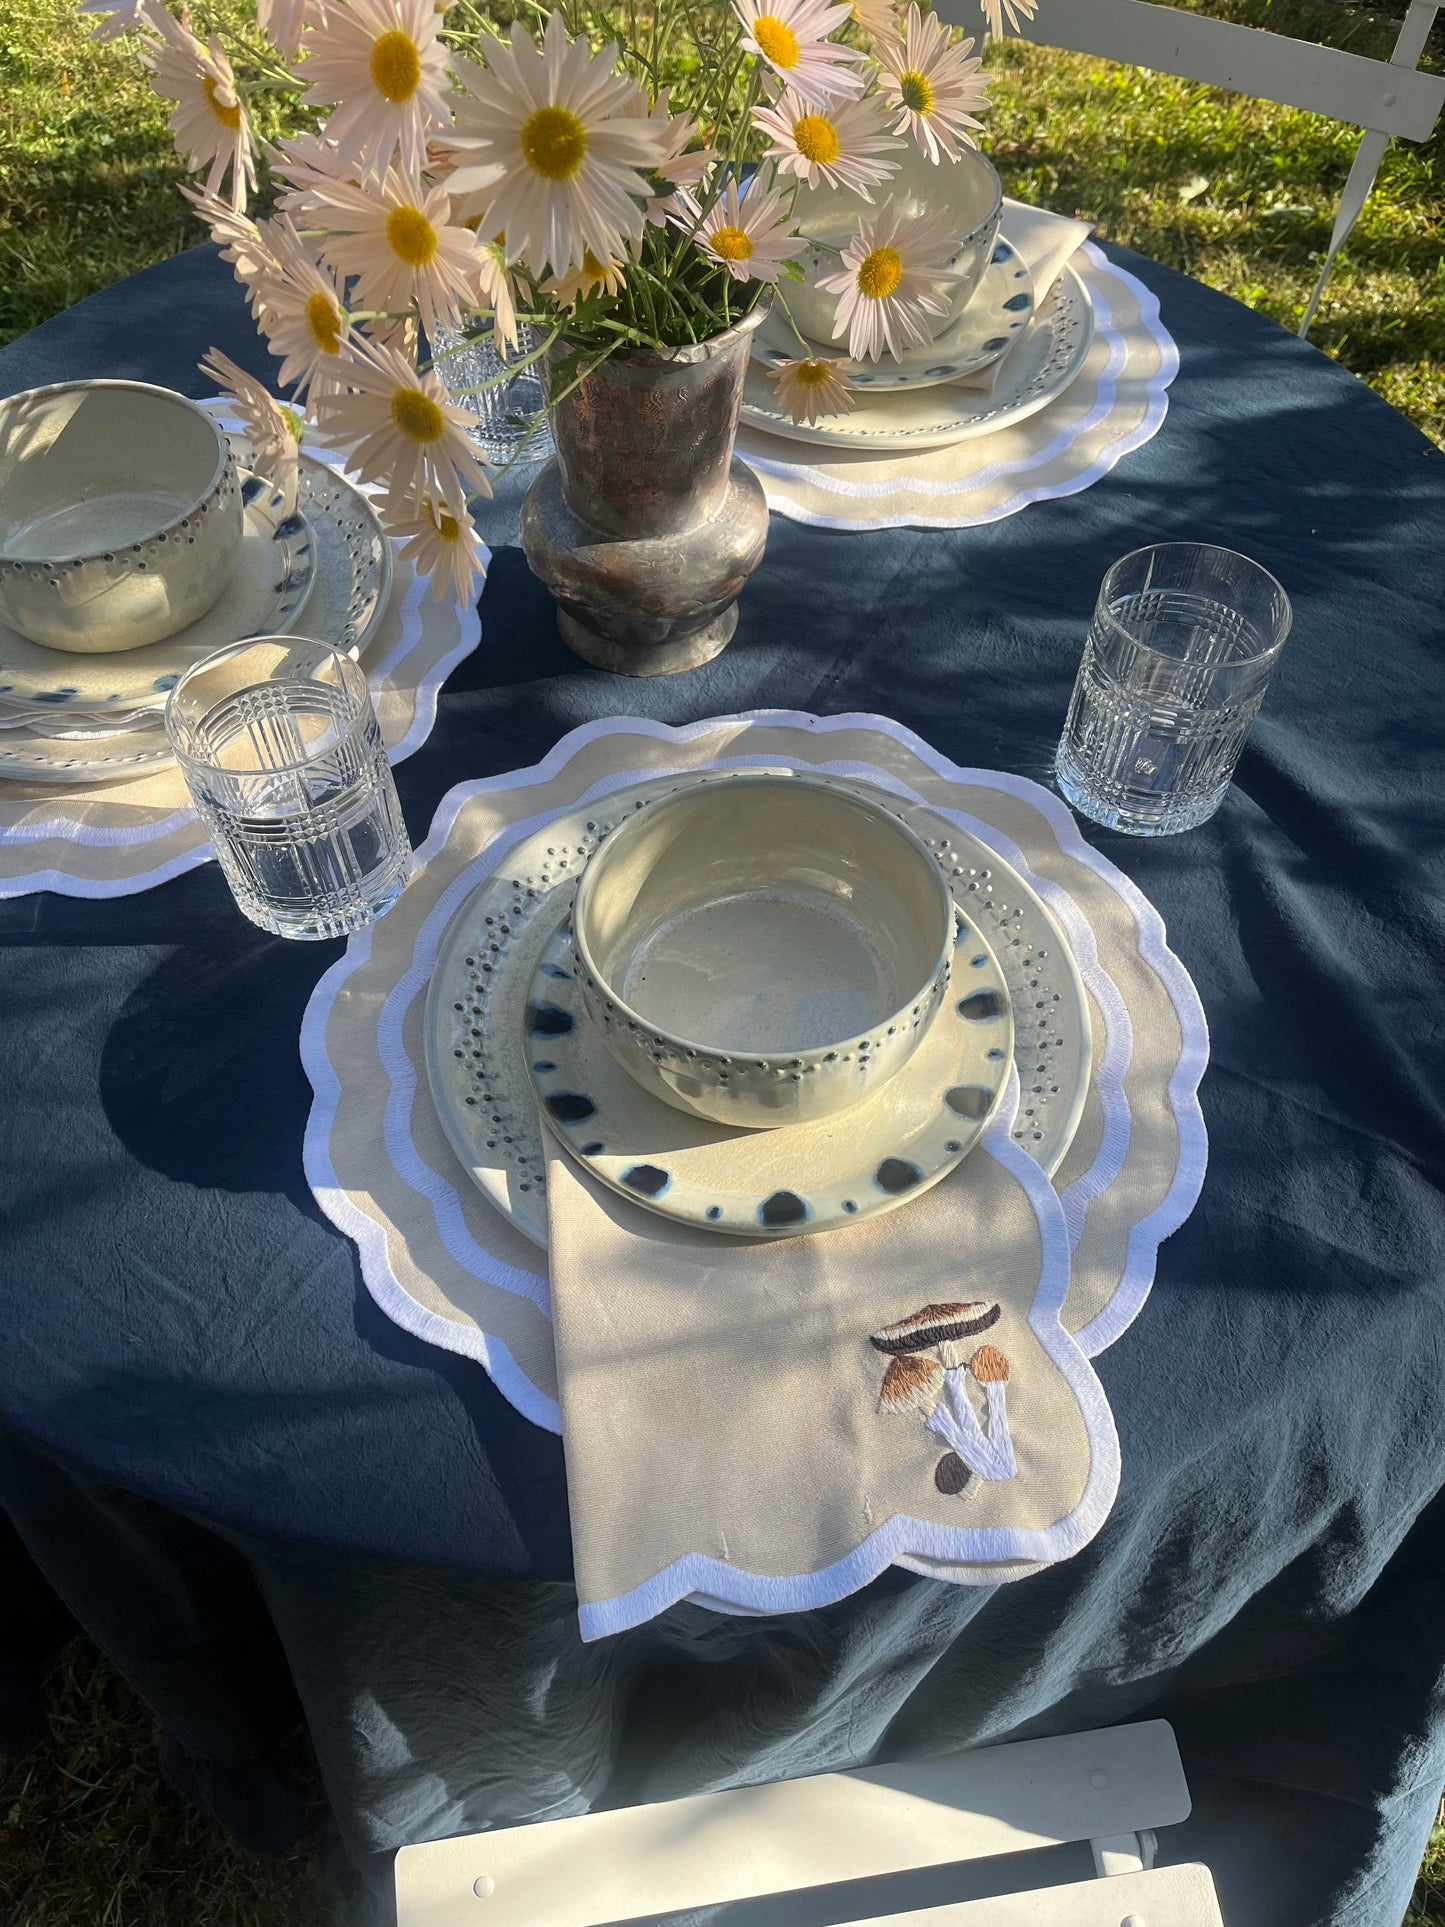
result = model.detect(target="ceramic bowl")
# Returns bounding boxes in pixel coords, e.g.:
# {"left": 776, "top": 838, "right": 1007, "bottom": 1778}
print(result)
{"left": 783, "top": 146, "right": 1004, "bottom": 353}
{"left": 0, "top": 381, "right": 243, "bottom": 653}
{"left": 570, "top": 771, "right": 957, "bottom": 1128}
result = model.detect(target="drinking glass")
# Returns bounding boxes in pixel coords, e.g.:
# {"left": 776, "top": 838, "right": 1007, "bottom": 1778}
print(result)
{"left": 1056, "top": 543, "right": 1292, "bottom": 836}
{"left": 165, "top": 637, "right": 411, "bottom": 939}
{"left": 430, "top": 320, "right": 552, "bottom": 467}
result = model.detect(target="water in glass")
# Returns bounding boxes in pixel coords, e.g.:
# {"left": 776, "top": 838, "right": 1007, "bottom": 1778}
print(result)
{"left": 1056, "top": 545, "right": 1291, "bottom": 836}
{"left": 166, "top": 639, "right": 411, "bottom": 939}
{"left": 431, "top": 321, "right": 552, "bottom": 467}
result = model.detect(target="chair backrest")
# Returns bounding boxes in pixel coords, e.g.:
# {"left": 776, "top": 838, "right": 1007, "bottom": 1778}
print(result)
{"left": 393, "top": 1720, "right": 1219, "bottom": 1927}
{"left": 931, "top": 0, "right": 1445, "bottom": 334}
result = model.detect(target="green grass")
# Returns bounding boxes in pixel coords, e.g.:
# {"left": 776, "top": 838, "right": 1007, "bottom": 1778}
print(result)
{"left": 0, "top": 1636, "right": 1443, "bottom": 1924}
{"left": 0, "top": 0, "right": 1441, "bottom": 434}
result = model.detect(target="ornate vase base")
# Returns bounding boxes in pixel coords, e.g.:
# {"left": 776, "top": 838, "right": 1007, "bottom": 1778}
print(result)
{"left": 521, "top": 456, "right": 767, "bottom": 679}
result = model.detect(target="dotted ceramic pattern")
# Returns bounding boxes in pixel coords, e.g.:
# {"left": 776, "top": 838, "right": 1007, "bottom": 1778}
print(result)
{"left": 526, "top": 910, "right": 1012, "bottom": 1238}
{"left": 739, "top": 265, "right": 1092, "bottom": 452}
{"left": 423, "top": 769, "right": 1093, "bottom": 1249}
{"left": 0, "top": 456, "right": 392, "bottom": 784}
{"left": 752, "top": 240, "right": 1035, "bottom": 392}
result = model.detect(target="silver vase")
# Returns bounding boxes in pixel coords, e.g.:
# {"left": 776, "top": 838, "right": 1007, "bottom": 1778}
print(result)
{"left": 520, "top": 305, "right": 769, "bottom": 676}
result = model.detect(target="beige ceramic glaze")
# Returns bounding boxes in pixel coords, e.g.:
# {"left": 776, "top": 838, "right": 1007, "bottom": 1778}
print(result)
{"left": 529, "top": 909, "right": 1013, "bottom": 1236}
{"left": 0, "top": 381, "right": 242, "bottom": 653}
{"left": 784, "top": 147, "right": 1004, "bottom": 352}
{"left": 571, "top": 772, "right": 956, "bottom": 1128}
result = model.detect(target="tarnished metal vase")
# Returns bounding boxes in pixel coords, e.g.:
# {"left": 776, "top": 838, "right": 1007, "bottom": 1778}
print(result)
{"left": 520, "top": 306, "right": 769, "bottom": 676}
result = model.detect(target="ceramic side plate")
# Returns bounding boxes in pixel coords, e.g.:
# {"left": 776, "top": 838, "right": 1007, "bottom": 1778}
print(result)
{"left": 527, "top": 906, "right": 1012, "bottom": 1237}
{"left": 424, "top": 769, "right": 1093, "bottom": 1248}
{"left": 740, "top": 264, "right": 1094, "bottom": 452}
{"left": 0, "top": 455, "right": 392, "bottom": 783}
{"left": 753, "top": 240, "right": 1035, "bottom": 393}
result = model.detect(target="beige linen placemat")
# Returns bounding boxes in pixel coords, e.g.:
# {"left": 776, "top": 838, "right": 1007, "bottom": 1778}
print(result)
{"left": 301, "top": 712, "right": 1207, "bottom": 1431}
{"left": 739, "top": 239, "right": 1178, "bottom": 531}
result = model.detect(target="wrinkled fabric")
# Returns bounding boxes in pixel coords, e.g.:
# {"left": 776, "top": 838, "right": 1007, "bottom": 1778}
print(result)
{"left": 0, "top": 244, "right": 1443, "bottom": 1927}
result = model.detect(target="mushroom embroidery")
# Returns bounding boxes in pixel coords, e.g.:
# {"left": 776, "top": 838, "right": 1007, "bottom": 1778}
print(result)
{"left": 872, "top": 1302, "right": 1016, "bottom": 1494}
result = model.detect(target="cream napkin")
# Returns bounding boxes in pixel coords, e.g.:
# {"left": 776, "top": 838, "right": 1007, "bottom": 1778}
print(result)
{"left": 542, "top": 1072, "right": 1117, "bottom": 1639}
{"left": 953, "top": 199, "right": 1095, "bottom": 394}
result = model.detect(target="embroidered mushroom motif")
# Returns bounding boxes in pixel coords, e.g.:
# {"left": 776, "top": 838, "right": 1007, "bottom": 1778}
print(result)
{"left": 871, "top": 1302, "right": 1016, "bottom": 1492}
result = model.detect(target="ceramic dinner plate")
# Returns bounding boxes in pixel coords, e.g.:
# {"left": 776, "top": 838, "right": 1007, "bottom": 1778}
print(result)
{"left": 752, "top": 240, "right": 1036, "bottom": 392}
{"left": 0, "top": 455, "right": 393, "bottom": 784}
{"left": 0, "top": 471, "right": 316, "bottom": 712}
{"left": 525, "top": 910, "right": 1012, "bottom": 1238}
{"left": 424, "top": 769, "right": 1093, "bottom": 1248}
{"left": 739, "top": 264, "right": 1094, "bottom": 452}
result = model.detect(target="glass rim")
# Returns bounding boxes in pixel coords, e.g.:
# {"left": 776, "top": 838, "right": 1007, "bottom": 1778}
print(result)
{"left": 1097, "top": 542, "right": 1292, "bottom": 670}
{"left": 164, "top": 635, "right": 371, "bottom": 780}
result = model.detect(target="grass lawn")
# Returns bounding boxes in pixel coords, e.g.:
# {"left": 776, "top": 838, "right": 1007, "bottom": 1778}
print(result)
{"left": 0, "top": 0, "right": 1442, "bottom": 1919}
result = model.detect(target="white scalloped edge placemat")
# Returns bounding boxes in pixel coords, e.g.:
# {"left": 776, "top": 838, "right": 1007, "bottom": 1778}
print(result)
{"left": 738, "top": 244, "right": 1178, "bottom": 531}
{"left": 301, "top": 712, "right": 1208, "bottom": 1440}
{"left": 0, "top": 417, "right": 482, "bottom": 900}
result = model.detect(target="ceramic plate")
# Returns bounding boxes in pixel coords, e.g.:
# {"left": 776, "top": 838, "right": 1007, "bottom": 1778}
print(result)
{"left": 752, "top": 240, "right": 1035, "bottom": 393}
{"left": 424, "top": 769, "right": 1093, "bottom": 1247}
{"left": 0, "top": 472, "right": 315, "bottom": 712}
{"left": 0, "top": 455, "right": 393, "bottom": 784}
{"left": 739, "top": 264, "right": 1093, "bottom": 452}
{"left": 526, "top": 907, "right": 1011, "bottom": 1237}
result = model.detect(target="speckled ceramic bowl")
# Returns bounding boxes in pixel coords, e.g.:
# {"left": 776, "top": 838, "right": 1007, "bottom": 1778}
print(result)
{"left": 784, "top": 145, "right": 1004, "bottom": 352}
{"left": 0, "top": 381, "right": 243, "bottom": 653}
{"left": 571, "top": 771, "right": 957, "bottom": 1128}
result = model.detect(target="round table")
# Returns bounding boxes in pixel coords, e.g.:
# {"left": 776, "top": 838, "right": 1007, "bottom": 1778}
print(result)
{"left": 2, "top": 242, "right": 1443, "bottom": 1927}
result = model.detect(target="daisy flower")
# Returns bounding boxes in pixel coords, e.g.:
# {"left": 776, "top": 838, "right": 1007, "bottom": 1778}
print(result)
{"left": 474, "top": 244, "right": 524, "bottom": 354}
{"left": 752, "top": 88, "right": 901, "bottom": 195}
{"left": 543, "top": 248, "right": 628, "bottom": 307}
{"left": 307, "top": 168, "right": 489, "bottom": 344}
{"left": 78, "top": 0, "right": 153, "bottom": 42}
{"left": 815, "top": 202, "right": 958, "bottom": 360}
{"left": 731, "top": 0, "right": 865, "bottom": 109}
{"left": 850, "top": 0, "right": 902, "bottom": 39}
{"left": 383, "top": 493, "right": 488, "bottom": 606}
{"left": 300, "top": 0, "right": 452, "bottom": 187}
{"left": 768, "top": 355, "right": 854, "bottom": 425}
{"left": 270, "top": 130, "right": 351, "bottom": 215}
{"left": 198, "top": 347, "right": 301, "bottom": 515}
{"left": 257, "top": 0, "right": 310, "bottom": 61}
{"left": 873, "top": 5, "right": 989, "bottom": 163}
{"left": 444, "top": 14, "right": 668, "bottom": 277}
{"left": 250, "top": 219, "right": 353, "bottom": 398}
{"left": 140, "top": 9, "right": 256, "bottom": 211}
{"left": 982, "top": 0, "right": 1037, "bottom": 34}
{"left": 183, "top": 188, "right": 281, "bottom": 307}
{"left": 697, "top": 175, "right": 798, "bottom": 285}
{"left": 313, "top": 333, "right": 492, "bottom": 517}
{"left": 643, "top": 92, "right": 715, "bottom": 228}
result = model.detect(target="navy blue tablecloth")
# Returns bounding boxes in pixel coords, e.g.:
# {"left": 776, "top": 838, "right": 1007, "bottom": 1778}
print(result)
{"left": 2, "top": 243, "right": 1443, "bottom": 1926}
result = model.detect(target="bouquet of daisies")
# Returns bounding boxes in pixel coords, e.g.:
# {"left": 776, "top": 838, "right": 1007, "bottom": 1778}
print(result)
{"left": 87, "top": 0, "right": 1031, "bottom": 601}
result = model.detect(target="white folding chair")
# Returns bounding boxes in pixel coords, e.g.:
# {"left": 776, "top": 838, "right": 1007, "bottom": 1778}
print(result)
{"left": 394, "top": 1719, "right": 1225, "bottom": 1927}
{"left": 932, "top": 0, "right": 1445, "bottom": 336}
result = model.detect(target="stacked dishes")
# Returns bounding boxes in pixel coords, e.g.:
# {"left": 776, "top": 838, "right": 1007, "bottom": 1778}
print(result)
{"left": 0, "top": 381, "right": 391, "bottom": 784}
{"left": 425, "top": 768, "right": 1093, "bottom": 1244}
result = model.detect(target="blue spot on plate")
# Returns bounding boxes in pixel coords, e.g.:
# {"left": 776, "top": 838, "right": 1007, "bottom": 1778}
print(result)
{"left": 991, "top": 242, "right": 1011, "bottom": 263}
{"left": 925, "top": 366, "right": 956, "bottom": 379}
{"left": 152, "top": 674, "right": 179, "bottom": 692}
{"left": 1003, "top": 293, "right": 1032, "bottom": 312}
{"left": 982, "top": 337, "right": 1009, "bottom": 352}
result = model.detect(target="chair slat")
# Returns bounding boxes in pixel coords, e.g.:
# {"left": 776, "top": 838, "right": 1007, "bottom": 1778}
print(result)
{"left": 836, "top": 1863, "right": 1225, "bottom": 1926}
{"left": 394, "top": 1723, "right": 1190, "bottom": 1927}
{"left": 932, "top": 0, "right": 1445, "bottom": 140}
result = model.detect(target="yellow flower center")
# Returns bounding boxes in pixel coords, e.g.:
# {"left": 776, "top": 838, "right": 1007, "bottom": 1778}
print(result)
{"left": 752, "top": 15, "right": 801, "bottom": 67}
{"left": 898, "top": 69, "right": 935, "bottom": 114}
{"left": 386, "top": 203, "right": 439, "bottom": 267}
{"left": 369, "top": 29, "right": 423, "bottom": 102}
{"left": 856, "top": 243, "right": 903, "bottom": 299}
{"left": 710, "top": 225, "right": 754, "bottom": 262}
{"left": 304, "top": 289, "right": 342, "bottom": 354}
{"left": 202, "top": 75, "right": 242, "bottom": 131}
{"left": 519, "top": 105, "right": 589, "bottom": 181}
{"left": 427, "top": 501, "right": 460, "bottom": 541}
{"left": 390, "top": 386, "right": 445, "bottom": 444}
{"left": 794, "top": 358, "right": 834, "bottom": 387}
{"left": 792, "top": 113, "right": 840, "bottom": 164}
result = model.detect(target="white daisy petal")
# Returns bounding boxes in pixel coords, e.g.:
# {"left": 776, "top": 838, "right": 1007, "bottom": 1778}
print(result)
{"left": 313, "top": 332, "right": 492, "bottom": 516}
{"left": 140, "top": 11, "right": 256, "bottom": 211}
{"left": 300, "top": 0, "right": 452, "bottom": 187}
{"left": 381, "top": 489, "right": 488, "bottom": 606}
{"left": 696, "top": 175, "right": 798, "bottom": 285}
{"left": 767, "top": 354, "right": 854, "bottom": 424}
{"left": 306, "top": 168, "right": 491, "bottom": 345}
{"left": 198, "top": 347, "right": 301, "bottom": 512}
{"left": 731, "top": 0, "right": 866, "bottom": 108}
{"left": 874, "top": 4, "right": 990, "bottom": 163}
{"left": 752, "top": 88, "right": 902, "bottom": 196}
{"left": 814, "top": 201, "right": 958, "bottom": 360}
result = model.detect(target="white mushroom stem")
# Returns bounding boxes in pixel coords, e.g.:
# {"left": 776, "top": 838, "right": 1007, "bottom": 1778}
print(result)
{"left": 924, "top": 1369, "right": 1016, "bottom": 1482}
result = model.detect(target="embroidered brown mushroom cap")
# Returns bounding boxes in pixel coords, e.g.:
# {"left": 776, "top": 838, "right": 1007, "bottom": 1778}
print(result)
{"left": 969, "top": 1343, "right": 1010, "bottom": 1384}
{"left": 869, "top": 1300, "right": 1001, "bottom": 1355}
{"left": 879, "top": 1352, "right": 943, "bottom": 1414}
